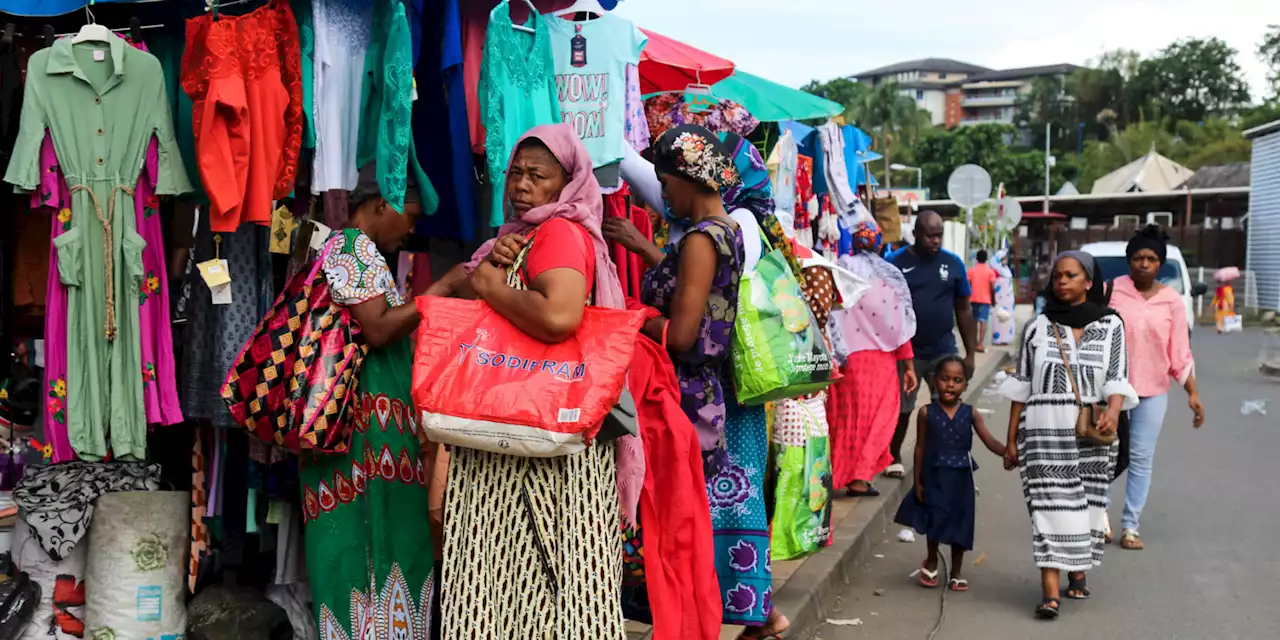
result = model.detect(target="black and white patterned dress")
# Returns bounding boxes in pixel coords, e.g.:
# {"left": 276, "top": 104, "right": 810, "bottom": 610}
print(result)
{"left": 1000, "top": 314, "right": 1138, "bottom": 571}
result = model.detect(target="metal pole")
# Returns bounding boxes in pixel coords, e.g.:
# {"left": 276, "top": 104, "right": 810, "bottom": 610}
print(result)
{"left": 915, "top": 168, "right": 923, "bottom": 190}
{"left": 1043, "top": 122, "right": 1051, "bottom": 216}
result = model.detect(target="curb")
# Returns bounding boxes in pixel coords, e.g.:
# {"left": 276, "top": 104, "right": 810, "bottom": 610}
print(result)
{"left": 634, "top": 351, "right": 1014, "bottom": 640}
{"left": 774, "top": 350, "right": 1012, "bottom": 639}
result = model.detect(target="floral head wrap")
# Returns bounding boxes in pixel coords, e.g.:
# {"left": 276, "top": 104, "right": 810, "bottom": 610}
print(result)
{"left": 652, "top": 124, "right": 740, "bottom": 191}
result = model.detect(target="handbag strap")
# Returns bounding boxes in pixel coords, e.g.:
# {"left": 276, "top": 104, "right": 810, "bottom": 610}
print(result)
{"left": 1050, "top": 322, "right": 1084, "bottom": 408}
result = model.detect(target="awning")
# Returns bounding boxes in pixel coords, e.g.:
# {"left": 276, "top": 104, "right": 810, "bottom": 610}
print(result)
{"left": 639, "top": 28, "right": 735, "bottom": 94}
{"left": 710, "top": 71, "right": 843, "bottom": 122}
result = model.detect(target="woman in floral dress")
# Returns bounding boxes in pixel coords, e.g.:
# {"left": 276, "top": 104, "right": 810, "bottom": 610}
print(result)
{"left": 618, "top": 124, "right": 787, "bottom": 639}
{"left": 301, "top": 164, "right": 434, "bottom": 640}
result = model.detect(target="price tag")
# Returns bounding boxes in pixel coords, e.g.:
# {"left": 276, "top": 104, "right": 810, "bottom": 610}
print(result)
{"left": 197, "top": 258, "right": 231, "bottom": 288}
{"left": 309, "top": 221, "right": 333, "bottom": 252}
{"left": 209, "top": 282, "right": 232, "bottom": 307}
{"left": 269, "top": 205, "right": 297, "bottom": 254}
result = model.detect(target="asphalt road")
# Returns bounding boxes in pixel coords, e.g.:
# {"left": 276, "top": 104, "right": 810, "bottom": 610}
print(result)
{"left": 818, "top": 328, "right": 1280, "bottom": 640}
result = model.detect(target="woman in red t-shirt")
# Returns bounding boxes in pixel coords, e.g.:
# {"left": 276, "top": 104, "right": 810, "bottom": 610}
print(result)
{"left": 427, "top": 124, "right": 631, "bottom": 639}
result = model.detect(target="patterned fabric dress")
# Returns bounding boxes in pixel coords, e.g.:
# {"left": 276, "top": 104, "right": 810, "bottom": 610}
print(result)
{"left": 642, "top": 216, "right": 773, "bottom": 625}
{"left": 442, "top": 234, "right": 624, "bottom": 640}
{"left": 301, "top": 229, "right": 434, "bottom": 640}
{"left": 999, "top": 315, "right": 1138, "bottom": 571}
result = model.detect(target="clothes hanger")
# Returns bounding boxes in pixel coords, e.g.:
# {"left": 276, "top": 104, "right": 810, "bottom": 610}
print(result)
{"left": 71, "top": 3, "right": 114, "bottom": 44}
{"left": 556, "top": 0, "right": 605, "bottom": 18}
{"left": 511, "top": 0, "right": 536, "bottom": 33}
{"left": 129, "top": 17, "right": 142, "bottom": 44}
{"left": 56, "top": 22, "right": 166, "bottom": 38}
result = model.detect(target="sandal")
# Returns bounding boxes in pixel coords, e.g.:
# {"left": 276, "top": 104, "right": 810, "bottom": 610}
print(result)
{"left": 948, "top": 577, "right": 969, "bottom": 592}
{"left": 1104, "top": 521, "right": 1113, "bottom": 544}
{"left": 735, "top": 614, "right": 791, "bottom": 639}
{"left": 918, "top": 564, "right": 940, "bottom": 588}
{"left": 883, "top": 463, "right": 906, "bottom": 479}
{"left": 1036, "top": 598, "right": 1061, "bottom": 620}
{"left": 1121, "top": 530, "right": 1145, "bottom": 550}
{"left": 1065, "top": 572, "right": 1090, "bottom": 600}
{"left": 845, "top": 484, "right": 881, "bottom": 497}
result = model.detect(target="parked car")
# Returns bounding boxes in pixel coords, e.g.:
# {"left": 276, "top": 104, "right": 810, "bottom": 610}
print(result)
{"left": 1081, "top": 242, "right": 1208, "bottom": 333}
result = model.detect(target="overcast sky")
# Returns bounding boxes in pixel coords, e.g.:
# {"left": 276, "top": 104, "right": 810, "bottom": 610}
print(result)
{"left": 614, "top": 0, "right": 1274, "bottom": 101}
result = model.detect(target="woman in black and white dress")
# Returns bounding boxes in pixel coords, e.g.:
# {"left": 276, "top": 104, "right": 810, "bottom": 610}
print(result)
{"left": 999, "top": 251, "right": 1138, "bottom": 619}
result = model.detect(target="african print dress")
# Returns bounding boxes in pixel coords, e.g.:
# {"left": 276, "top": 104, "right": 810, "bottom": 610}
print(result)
{"left": 642, "top": 217, "right": 773, "bottom": 625}
{"left": 999, "top": 315, "right": 1138, "bottom": 571}
{"left": 301, "top": 229, "right": 434, "bottom": 640}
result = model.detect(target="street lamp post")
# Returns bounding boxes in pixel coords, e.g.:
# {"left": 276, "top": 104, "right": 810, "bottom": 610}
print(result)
{"left": 889, "top": 163, "right": 922, "bottom": 190}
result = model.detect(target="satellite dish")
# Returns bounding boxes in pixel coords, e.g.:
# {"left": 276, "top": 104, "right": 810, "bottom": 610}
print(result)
{"left": 947, "top": 165, "right": 993, "bottom": 209}
{"left": 996, "top": 197, "right": 1023, "bottom": 231}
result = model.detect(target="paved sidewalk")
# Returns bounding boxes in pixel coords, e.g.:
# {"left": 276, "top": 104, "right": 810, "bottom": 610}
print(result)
{"left": 628, "top": 306, "right": 1032, "bottom": 639}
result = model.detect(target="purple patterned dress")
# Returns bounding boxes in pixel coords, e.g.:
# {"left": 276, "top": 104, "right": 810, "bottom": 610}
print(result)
{"left": 641, "top": 216, "right": 775, "bottom": 626}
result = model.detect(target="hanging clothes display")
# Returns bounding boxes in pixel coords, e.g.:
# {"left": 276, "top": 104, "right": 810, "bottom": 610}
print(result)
{"left": 643, "top": 92, "right": 758, "bottom": 142}
{"left": 603, "top": 186, "right": 650, "bottom": 300}
{"left": 413, "top": 0, "right": 479, "bottom": 242}
{"left": 312, "top": 0, "right": 373, "bottom": 194}
{"left": 5, "top": 35, "right": 192, "bottom": 461}
{"left": 356, "top": 0, "right": 415, "bottom": 213}
{"left": 767, "top": 129, "right": 798, "bottom": 215}
{"left": 32, "top": 135, "right": 76, "bottom": 465}
{"left": 818, "top": 121, "right": 855, "bottom": 213}
{"left": 479, "top": 0, "right": 560, "bottom": 226}
{"left": 545, "top": 13, "right": 646, "bottom": 168}
{"left": 293, "top": 0, "right": 318, "bottom": 150}
{"left": 624, "top": 63, "right": 649, "bottom": 152}
{"left": 182, "top": 0, "right": 303, "bottom": 232}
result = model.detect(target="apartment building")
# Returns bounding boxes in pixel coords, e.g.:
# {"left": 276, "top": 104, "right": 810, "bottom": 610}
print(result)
{"left": 851, "top": 58, "right": 991, "bottom": 126}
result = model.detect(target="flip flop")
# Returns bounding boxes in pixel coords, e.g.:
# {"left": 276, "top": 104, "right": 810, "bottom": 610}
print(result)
{"left": 948, "top": 578, "right": 969, "bottom": 592}
{"left": 1036, "top": 598, "right": 1060, "bottom": 620}
{"left": 918, "top": 564, "right": 940, "bottom": 588}
{"left": 883, "top": 463, "right": 906, "bottom": 479}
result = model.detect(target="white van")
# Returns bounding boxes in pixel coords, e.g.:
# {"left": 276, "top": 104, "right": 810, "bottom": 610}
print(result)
{"left": 1081, "top": 242, "right": 1208, "bottom": 333}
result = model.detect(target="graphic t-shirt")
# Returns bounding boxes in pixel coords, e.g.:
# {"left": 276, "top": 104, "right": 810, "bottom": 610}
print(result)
{"left": 546, "top": 13, "right": 646, "bottom": 168}
{"left": 888, "top": 247, "right": 971, "bottom": 359}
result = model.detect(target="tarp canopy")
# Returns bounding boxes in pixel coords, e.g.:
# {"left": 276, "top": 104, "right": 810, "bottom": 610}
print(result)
{"left": 639, "top": 28, "right": 735, "bottom": 94}
{"left": 710, "top": 71, "right": 844, "bottom": 122}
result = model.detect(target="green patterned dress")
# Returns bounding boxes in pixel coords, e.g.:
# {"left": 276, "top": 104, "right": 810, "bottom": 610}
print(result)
{"left": 301, "top": 229, "right": 434, "bottom": 639}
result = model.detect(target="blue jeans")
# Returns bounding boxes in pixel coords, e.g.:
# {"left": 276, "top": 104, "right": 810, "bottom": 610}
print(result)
{"left": 1122, "top": 394, "right": 1169, "bottom": 532}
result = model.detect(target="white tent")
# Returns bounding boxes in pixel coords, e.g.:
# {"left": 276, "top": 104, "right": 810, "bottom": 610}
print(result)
{"left": 1090, "top": 148, "right": 1194, "bottom": 194}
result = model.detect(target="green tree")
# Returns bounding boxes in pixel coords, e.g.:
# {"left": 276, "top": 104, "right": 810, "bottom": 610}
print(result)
{"left": 912, "top": 124, "right": 1071, "bottom": 198}
{"left": 1131, "top": 37, "right": 1251, "bottom": 124}
{"left": 1259, "top": 24, "right": 1280, "bottom": 99}
{"left": 799, "top": 78, "right": 870, "bottom": 122}
{"left": 1016, "top": 75, "right": 1083, "bottom": 153}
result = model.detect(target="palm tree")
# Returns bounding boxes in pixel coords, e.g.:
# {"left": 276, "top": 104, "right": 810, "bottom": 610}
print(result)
{"left": 851, "top": 83, "right": 929, "bottom": 186}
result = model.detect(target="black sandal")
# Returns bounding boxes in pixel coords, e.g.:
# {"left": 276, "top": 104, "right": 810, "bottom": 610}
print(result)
{"left": 1065, "top": 572, "right": 1090, "bottom": 600}
{"left": 1036, "top": 598, "right": 1060, "bottom": 620}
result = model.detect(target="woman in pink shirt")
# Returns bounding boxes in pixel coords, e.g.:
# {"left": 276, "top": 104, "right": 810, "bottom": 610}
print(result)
{"left": 1107, "top": 225, "right": 1206, "bottom": 551}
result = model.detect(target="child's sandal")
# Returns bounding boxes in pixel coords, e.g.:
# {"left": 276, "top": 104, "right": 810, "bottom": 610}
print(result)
{"left": 918, "top": 565, "right": 940, "bottom": 588}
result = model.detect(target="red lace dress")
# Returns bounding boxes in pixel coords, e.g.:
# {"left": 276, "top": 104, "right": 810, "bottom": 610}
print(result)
{"left": 182, "top": 0, "right": 303, "bottom": 232}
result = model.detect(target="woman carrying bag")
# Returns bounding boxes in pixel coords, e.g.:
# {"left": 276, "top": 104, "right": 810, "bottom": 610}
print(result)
{"left": 999, "top": 251, "right": 1138, "bottom": 619}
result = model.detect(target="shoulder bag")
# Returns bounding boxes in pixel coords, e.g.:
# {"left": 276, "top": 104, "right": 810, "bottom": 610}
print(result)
{"left": 1051, "top": 322, "right": 1117, "bottom": 446}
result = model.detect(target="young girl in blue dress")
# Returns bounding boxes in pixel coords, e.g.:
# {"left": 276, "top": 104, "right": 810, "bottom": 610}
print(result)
{"left": 895, "top": 356, "right": 1007, "bottom": 591}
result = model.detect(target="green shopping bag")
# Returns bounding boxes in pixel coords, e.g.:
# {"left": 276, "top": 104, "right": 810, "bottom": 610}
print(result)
{"left": 732, "top": 247, "right": 836, "bottom": 405}
{"left": 770, "top": 396, "right": 833, "bottom": 561}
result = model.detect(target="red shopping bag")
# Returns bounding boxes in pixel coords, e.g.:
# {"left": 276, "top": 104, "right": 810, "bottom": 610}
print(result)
{"left": 412, "top": 296, "right": 644, "bottom": 457}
